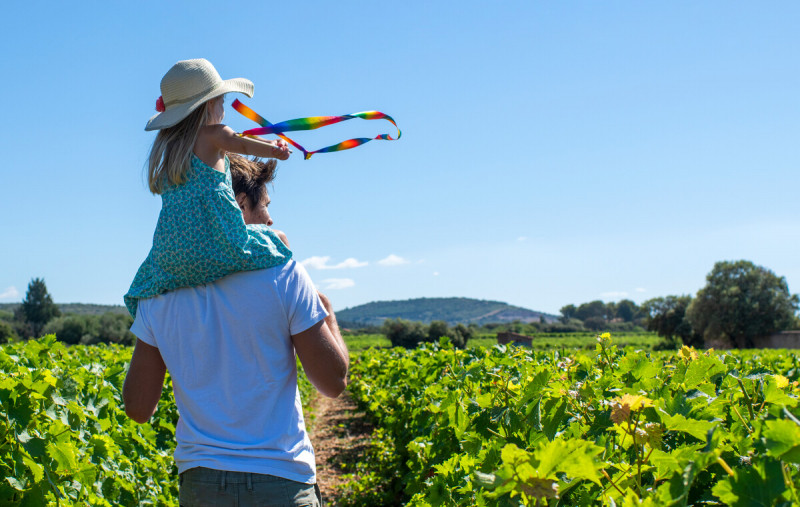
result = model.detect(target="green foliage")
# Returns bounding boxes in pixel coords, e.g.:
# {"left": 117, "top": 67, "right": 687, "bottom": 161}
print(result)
{"left": 0, "top": 337, "right": 319, "bottom": 505}
{"left": 615, "top": 299, "right": 638, "bottom": 322}
{"left": 331, "top": 427, "right": 405, "bottom": 506}
{"left": 342, "top": 333, "right": 392, "bottom": 351}
{"left": 42, "top": 313, "right": 136, "bottom": 346}
{"left": 382, "top": 319, "right": 474, "bottom": 349}
{"left": 382, "top": 318, "right": 429, "bottom": 349}
{"left": 642, "top": 295, "right": 702, "bottom": 347}
{"left": 687, "top": 260, "right": 799, "bottom": 348}
{"left": 18, "top": 278, "right": 60, "bottom": 339}
{"left": 346, "top": 336, "right": 800, "bottom": 505}
{"left": 0, "top": 321, "right": 18, "bottom": 344}
{"left": 0, "top": 336, "right": 178, "bottom": 504}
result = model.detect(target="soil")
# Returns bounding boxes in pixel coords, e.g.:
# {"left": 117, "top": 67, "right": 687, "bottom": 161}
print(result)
{"left": 307, "top": 390, "right": 375, "bottom": 505}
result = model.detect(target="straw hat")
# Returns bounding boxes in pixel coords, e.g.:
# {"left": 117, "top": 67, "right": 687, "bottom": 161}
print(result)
{"left": 145, "top": 58, "right": 254, "bottom": 131}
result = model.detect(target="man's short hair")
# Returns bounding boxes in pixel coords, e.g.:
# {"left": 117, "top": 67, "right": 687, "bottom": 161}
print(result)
{"left": 229, "top": 154, "right": 277, "bottom": 207}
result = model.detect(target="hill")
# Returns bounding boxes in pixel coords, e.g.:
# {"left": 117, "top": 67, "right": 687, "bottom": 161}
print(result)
{"left": 337, "top": 297, "right": 558, "bottom": 328}
{"left": 0, "top": 303, "right": 128, "bottom": 316}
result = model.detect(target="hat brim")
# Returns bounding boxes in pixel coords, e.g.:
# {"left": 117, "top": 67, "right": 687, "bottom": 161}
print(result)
{"left": 145, "top": 77, "right": 254, "bottom": 131}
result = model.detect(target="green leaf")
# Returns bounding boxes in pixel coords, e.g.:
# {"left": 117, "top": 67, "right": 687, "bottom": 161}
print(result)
{"left": 649, "top": 445, "right": 704, "bottom": 480}
{"left": 533, "top": 438, "right": 603, "bottom": 484}
{"left": 659, "top": 411, "right": 716, "bottom": 441}
{"left": 5, "top": 475, "right": 26, "bottom": 491}
{"left": 21, "top": 454, "right": 44, "bottom": 483}
{"left": 541, "top": 398, "right": 567, "bottom": 441}
{"left": 46, "top": 441, "right": 78, "bottom": 474}
{"left": 711, "top": 458, "right": 787, "bottom": 507}
{"left": 763, "top": 419, "right": 800, "bottom": 463}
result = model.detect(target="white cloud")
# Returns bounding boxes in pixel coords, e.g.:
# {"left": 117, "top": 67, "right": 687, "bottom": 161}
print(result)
{"left": 301, "top": 256, "right": 368, "bottom": 270}
{"left": 319, "top": 278, "right": 355, "bottom": 290}
{"left": 600, "top": 291, "right": 629, "bottom": 299}
{"left": 0, "top": 286, "right": 19, "bottom": 300}
{"left": 378, "top": 254, "right": 410, "bottom": 266}
{"left": 433, "top": 272, "right": 440, "bottom": 276}
{"left": 635, "top": 288, "right": 647, "bottom": 293}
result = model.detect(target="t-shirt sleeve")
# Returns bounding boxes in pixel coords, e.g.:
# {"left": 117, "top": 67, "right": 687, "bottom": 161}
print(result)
{"left": 130, "top": 302, "right": 158, "bottom": 348}
{"left": 278, "top": 261, "right": 329, "bottom": 335}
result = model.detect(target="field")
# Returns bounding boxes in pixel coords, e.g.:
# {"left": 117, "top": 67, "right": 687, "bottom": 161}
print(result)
{"left": 342, "top": 332, "right": 664, "bottom": 352}
{"left": 2, "top": 333, "right": 799, "bottom": 506}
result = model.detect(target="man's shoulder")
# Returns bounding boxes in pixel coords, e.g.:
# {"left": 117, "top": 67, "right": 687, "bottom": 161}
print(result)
{"left": 220, "top": 260, "right": 299, "bottom": 285}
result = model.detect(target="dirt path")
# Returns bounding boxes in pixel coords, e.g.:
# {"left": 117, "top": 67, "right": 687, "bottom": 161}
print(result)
{"left": 308, "top": 390, "right": 375, "bottom": 505}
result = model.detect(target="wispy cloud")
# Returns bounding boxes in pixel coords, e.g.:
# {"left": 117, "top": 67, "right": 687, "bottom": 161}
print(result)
{"left": 0, "top": 286, "right": 19, "bottom": 300}
{"left": 600, "top": 291, "right": 629, "bottom": 299}
{"left": 635, "top": 288, "right": 647, "bottom": 293}
{"left": 517, "top": 236, "right": 528, "bottom": 242}
{"left": 433, "top": 272, "right": 440, "bottom": 276}
{"left": 378, "top": 254, "right": 410, "bottom": 266}
{"left": 301, "top": 256, "right": 368, "bottom": 270}
{"left": 319, "top": 278, "right": 355, "bottom": 290}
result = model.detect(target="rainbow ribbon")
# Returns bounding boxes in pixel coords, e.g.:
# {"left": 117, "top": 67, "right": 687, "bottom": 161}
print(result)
{"left": 232, "top": 99, "right": 401, "bottom": 160}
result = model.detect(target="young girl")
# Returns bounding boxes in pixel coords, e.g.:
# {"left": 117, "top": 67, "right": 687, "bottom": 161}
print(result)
{"left": 124, "top": 58, "right": 292, "bottom": 317}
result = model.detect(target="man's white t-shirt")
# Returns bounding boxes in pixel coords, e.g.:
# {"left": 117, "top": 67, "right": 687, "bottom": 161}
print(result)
{"left": 130, "top": 260, "right": 327, "bottom": 483}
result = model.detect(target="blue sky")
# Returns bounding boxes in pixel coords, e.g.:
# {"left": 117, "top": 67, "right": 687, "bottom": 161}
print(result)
{"left": 1, "top": 1, "right": 798, "bottom": 314}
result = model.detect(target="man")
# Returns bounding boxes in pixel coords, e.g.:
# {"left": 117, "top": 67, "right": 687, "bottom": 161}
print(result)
{"left": 123, "top": 155, "right": 348, "bottom": 506}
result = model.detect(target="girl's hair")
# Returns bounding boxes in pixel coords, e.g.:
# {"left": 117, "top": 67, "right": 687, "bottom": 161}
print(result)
{"left": 229, "top": 154, "right": 277, "bottom": 207}
{"left": 147, "top": 102, "right": 211, "bottom": 194}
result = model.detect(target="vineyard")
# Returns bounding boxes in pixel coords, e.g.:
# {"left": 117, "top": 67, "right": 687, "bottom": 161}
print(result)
{"left": 343, "top": 335, "right": 800, "bottom": 506}
{"left": 2, "top": 334, "right": 800, "bottom": 505}
{"left": 0, "top": 336, "right": 315, "bottom": 505}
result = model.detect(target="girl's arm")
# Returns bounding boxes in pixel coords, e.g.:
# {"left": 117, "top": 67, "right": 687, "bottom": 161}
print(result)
{"left": 199, "top": 124, "right": 291, "bottom": 160}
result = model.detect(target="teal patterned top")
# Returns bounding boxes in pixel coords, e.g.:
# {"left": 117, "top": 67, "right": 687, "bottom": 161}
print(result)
{"left": 124, "top": 154, "right": 292, "bottom": 317}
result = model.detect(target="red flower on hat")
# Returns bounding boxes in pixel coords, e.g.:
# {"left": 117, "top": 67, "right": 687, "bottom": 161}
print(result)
{"left": 156, "top": 96, "right": 165, "bottom": 112}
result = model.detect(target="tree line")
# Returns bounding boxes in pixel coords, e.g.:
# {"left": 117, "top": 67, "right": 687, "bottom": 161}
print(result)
{"left": 0, "top": 278, "right": 136, "bottom": 346}
{"left": 560, "top": 260, "right": 798, "bottom": 349}
{"left": 4, "top": 259, "right": 797, "bottom": 350}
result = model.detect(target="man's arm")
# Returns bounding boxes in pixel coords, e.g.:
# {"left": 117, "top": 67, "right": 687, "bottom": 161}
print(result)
{"left": 122, "top": 339, "right": 167, "bottom": 423}
{"left": 291, "top": 292, "right": 349, "bottom": 398}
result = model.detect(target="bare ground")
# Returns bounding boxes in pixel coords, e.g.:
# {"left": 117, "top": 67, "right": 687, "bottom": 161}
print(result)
{"left": 308, "top": 390, "right": 375, "bottom": 505}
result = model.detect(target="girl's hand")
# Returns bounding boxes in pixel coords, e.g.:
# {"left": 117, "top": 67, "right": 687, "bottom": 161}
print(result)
{"left": 272, "top": 139, "right": 291, "bottom": 161}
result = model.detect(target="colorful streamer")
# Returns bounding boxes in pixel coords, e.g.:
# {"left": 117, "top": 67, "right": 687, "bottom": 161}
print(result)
{"left": 232, "top": 99, "right": 401, "bottom": 160}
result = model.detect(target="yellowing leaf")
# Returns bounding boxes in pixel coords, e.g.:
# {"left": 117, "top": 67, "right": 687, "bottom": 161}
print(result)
{"left": 616, "top": 394, "right": 654, "bottom": 411}
{"left": 678, "top": 346, "right": 698, "bottom": 361}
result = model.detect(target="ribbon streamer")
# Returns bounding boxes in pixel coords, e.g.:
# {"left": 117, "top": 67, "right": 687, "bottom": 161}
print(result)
{"left": 232, "top": 99, "right": 401, "bottom": 160}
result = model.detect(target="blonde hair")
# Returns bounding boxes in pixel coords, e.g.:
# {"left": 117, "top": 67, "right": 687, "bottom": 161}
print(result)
{"left": 147, "top": 102, "right": 211, "bottom": 194}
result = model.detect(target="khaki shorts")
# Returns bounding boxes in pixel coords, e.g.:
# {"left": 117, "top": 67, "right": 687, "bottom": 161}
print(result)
{"left": 179, "top": 467, "right": 323, "bottom": 507}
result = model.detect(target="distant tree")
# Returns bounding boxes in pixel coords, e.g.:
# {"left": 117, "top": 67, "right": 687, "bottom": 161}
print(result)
{"left": 686, "top": 260, "right": 799, "bottom": 348}
{"left": 575, "top": 301, "right": 609, "bottom": 322}
{"left": 424, "top": 320, "right": 473, "bottom": 349}
{"left": 583, "top": 316, "right": 607, "bottom": 331}
{"left": 428, "top": 321, "right": 449, "bottom": 342}
{"left": 19, "top": 278, "right": 60, "bottom": 339}
{"left": 382, "top": 318, "right": 428, "bottom": 349}
{"left": 0, "top": 320, "right": 17, "bottom": 344}
{"left": 43, "top": 315, "right": 95, "bottom": 345}
{"left": 449, "top": 323, "right": 473, "bottom": 349}
{"left": 43, "top": 312, "right": 137, "bottom": 346}
{"left": 641, "top": 296, "right": 701, "bottom": 347}
{"left": 559, "top": 304, "right": 577, "bottom": 323}
{"left": 615, "top": 299, "right": 638, "bottom": 322}
{"left": 94, "top": 313, "right": 136, "bottom": 346}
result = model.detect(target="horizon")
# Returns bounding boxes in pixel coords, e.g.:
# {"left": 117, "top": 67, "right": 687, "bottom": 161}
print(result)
{"left": 2, "top": 2, "right": 798, "bottom": 315}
